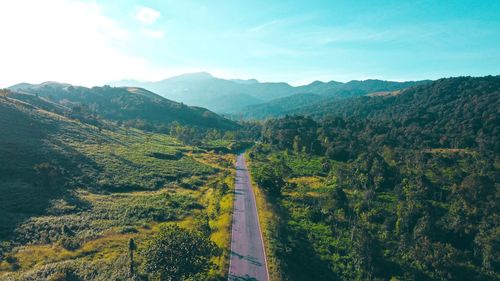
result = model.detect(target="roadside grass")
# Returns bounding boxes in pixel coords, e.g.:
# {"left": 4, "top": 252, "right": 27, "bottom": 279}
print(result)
{"left": 197, "top": 153, "right": 235, "bottom": 280}
{"left": 246, "top": 153, "right": 283, "bottom": 281}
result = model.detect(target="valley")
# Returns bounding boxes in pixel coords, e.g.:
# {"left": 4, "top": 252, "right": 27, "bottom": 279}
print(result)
{"left": 1, "top": 1, "right": 499, "bottom": 280}
{"left": 0, "top": 75, "right": 498, "bottom": 281}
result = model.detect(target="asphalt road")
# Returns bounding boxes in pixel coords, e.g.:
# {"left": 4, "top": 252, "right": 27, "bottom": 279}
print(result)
{"left": 228, "top": 153, "right": 269, "bottom": 281}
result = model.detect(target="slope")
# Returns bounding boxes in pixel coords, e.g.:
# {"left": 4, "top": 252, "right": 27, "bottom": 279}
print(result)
{"left": 248, "top": 75, "right": 500, "bottom": 281}
{"left": 297, "top": 76, "right": 500, "bottom": 151}
{"left": 8, "top": 82, "right": 238, "bottom": 130}
{"left": 0, "top": 90, "right": 236, "bottom": 280}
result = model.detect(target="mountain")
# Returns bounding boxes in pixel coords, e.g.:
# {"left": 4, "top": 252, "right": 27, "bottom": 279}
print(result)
{"left": 111, "top": 72, "right": 296, "bottom": 113}
{"left": 260, "top": 75, "right": 500, "bottom": 153}
{"left": 240, "top": 79, "right": 432, "bottom": 119}
{"left": 282, "top": 75, "right": 500, "bottom": 152}
{"left": 112, "top": 73, "right": 431, "bottom": 115}
{"left": 7, "top": 82, "right": 238, "bottom": 131}
{"left": 0, "top": 91, "right": 210, "bottom": 236}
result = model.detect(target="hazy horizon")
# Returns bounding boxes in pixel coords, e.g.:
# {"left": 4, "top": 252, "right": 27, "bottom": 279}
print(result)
{"left": 5, "top": 71, "right": 440, "bottom": 89}
{"left": 1, "top": 0, "right": 500, "bottom": 88}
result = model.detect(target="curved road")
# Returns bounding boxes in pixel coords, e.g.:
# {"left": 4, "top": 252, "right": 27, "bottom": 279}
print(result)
{"left": 228, "top": 153, "right": 269, "bottom": 281}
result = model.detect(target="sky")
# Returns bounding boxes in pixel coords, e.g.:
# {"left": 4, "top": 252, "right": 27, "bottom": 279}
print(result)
{"left": 1, "top": 0, "right": 499, "bottom": 87}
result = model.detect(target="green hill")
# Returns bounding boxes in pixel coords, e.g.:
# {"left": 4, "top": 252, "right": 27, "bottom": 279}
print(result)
{"left": 8, "top": 82, "right": 238, "bottom": 131}
{"left": 0, "top": 91, "right": 236, "bottom": 280}
{"left": 295, "top": 76, "right": 500, "bottom": 152}
{"left": 0, "top": 92, "right": 218, "bottom": 237}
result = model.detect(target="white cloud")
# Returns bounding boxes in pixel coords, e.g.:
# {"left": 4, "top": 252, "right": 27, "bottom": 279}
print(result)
{"left": 141, "top": 29, "right": 165, "bottom": 39}
{"left": 133, "top": 7, "right": 161, "bottom": 25}
{"left": 0, "top": 0, "right": 167, "bottom": 87}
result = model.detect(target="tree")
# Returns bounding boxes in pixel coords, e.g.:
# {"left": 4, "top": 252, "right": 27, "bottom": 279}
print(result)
{"left": 129, "top": 238, "right": 137, "bottom": 276}
{"left": 253, "top": 162, "right": 286, "bottom": 196}
{"left": 61, "top": 224, "right": 74, "bottom": 236}
{"left": 33, "top": 162, "right": 62, "bottom": 190}
{"left": 141, "top": 225, "right": 220, "bottom": 281}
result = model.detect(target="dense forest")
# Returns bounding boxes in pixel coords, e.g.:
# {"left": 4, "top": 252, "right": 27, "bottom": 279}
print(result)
{"left": 246, "top": 76, "right": 499, "bottom": 280}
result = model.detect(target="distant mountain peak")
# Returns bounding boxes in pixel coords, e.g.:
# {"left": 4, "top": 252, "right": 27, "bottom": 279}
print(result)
{"left": 231, "top": 78, "right": 259, "bottom": 85}
{"left": 169, "top": 72, "right": 214, "bottom": 80}
{"left": 308, "top": 80, "right": 326, "bottom": 86}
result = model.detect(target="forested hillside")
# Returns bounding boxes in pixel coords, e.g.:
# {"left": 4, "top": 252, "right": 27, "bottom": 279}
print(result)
{"left": 279, "top": 76, "right": 499, "bottom": 153}
{"left": 241, "top": 79, "right": 431, "bottom": 119}
{"left": 245, "top": 76, "right": 499, "bottom": 280}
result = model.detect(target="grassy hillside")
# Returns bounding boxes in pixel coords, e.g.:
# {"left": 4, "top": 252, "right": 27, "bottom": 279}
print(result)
{"left": 8, "top": 82, "right": 238, "bottom": 131}
{"left": 0, "top": 92, "right": 235, "bottom": 280}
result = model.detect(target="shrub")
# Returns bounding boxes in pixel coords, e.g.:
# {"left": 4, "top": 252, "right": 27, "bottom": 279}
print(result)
{"left": 141, "top": 225, "right": 221, "bottom": 281}
{"left": 59, "top": 236, "right": 80, "bottom": 251}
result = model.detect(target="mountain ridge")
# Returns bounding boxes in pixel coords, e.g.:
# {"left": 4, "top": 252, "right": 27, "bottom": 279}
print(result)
{"left": 110, "top": 72, "right": 432, "bottom": 114}
{"left": 7, "top": 82, "right": 238, "bottom": 131}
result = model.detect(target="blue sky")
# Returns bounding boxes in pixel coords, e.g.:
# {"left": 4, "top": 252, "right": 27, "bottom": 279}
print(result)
{"left": 1, "top": 0, "right": 499, "bottom": 86}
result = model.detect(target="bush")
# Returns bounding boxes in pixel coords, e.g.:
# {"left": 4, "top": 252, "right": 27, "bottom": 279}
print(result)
{"left": 59, "top": 236, "right": 80, "bottom": 251}
{"left": 118, "top": 226, "right": 139, "bottom": 234}
{"left": 141, "top": 225, "right": 221, "bottom": 280}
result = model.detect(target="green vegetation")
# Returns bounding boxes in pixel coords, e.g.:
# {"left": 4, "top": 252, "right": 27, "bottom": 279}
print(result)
{"left": 241, "top": 79, "right": 430, "bottom": 119}
{"left": 142, "top": 225, "right": 220, "bottom": 281}
{"left": 8, "top": 82, "right": 238, "bottom": 130}
{"left": 1, "top": 75, "right": 498, "bottom": 281}
{"left": 246, "top": 155, "right": 285, "bottom": 281}
{"left": 244, "top": 77, "right": 499, "bottom": 281}
{"left": 0, "top": 92, "right": 236, "bottom": 280}
{"left": 249, "top": 147, "right": 498, "bottom": 281}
